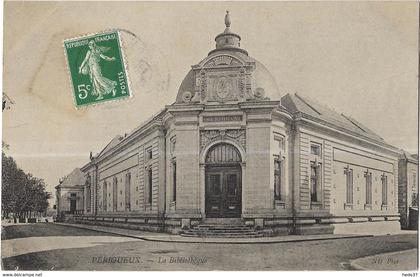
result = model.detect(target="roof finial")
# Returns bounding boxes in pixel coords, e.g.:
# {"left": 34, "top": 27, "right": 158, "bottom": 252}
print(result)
{"left": 224, "top": 10, "right": 231, "bottom": 30}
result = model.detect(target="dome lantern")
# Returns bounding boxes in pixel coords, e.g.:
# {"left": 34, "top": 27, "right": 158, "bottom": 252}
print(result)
{"left": 210, "top": 11, "right": 248, "bottom": 56}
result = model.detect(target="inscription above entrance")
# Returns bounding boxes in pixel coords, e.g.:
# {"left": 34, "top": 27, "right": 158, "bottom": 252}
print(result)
{"left": 203, "top": 115, "right": 243, "bottom": 122}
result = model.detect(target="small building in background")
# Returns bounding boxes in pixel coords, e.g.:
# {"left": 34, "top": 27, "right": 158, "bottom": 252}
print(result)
{"left": 55, "top": 168, "right": 86, "bottom": 220}
{"left": 398, "top": 152, "right": 419, "bottom": 229}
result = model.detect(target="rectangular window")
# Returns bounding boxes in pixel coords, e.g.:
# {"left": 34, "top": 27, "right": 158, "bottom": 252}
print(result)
{"left": 274, "top": 134, "right": 285, "bottom": 151}
{"left": 381, "top": 174, "right": 387, "bottom": 206}
{"left": 170, "top": 138, "right": 176, "bottom": 156}
{"left": 86, "top": 186, "right": 91, "bottom": 213}
{"left": 103, "top": 181, "right": 107, "bottom": 211}
{"left": 85, "top": 176, "right": 91, "bottom": 213}
{"left": 310, "top": 144, "right": 321, "bottom": 156}
{"left": 274, "top": 159, "right": 282, "bottom": 201}
{"left": 147, "top": 168, "right": 153, "bottom": 205}
{"left": 147, "top": 148, "right": 153, "bottom": 160}
{"left": 412, "top": 172, "right": 418, "bottom": 207}
{"left": 172, "top": 162, "right": 177, "bottom": 202}
{"left": 310, "top": 162, "right": 321, "bottom": 202}
{"left": 365, "top": 171, "right": 372, "bottom": 205}
{"left": 412, "top": 193, "right": 418, "bottom": 207}
{"left": 113, "top": 177, "right": 118, "bottom": 211}
{"left": 70, "top": 193, "right": 76, "bottom": 198}
{"left": 344, "top": 167, "right": 353, "bottom": 204}
{"left": 125, "top": 173, "right": 131, "bottom": 211}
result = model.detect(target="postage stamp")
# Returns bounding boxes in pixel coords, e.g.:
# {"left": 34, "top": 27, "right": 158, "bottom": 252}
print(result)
{"left": 64, "top": 30, "right": 131, "bottom": 108}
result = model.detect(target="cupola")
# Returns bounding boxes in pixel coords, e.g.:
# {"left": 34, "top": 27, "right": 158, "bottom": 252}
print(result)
{"left": 209, "top": 11, "right": 248, "bottom": 56}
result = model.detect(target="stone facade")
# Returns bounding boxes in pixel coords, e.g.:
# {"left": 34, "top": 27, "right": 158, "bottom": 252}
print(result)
{"left": 398, "top": 152, "right": 419, "bottom": 229}
{"left": 61, "top": 12, "right": 405, "bottom": 235}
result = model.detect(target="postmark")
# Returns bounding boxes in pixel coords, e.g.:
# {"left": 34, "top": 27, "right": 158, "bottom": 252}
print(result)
{"left": 64, "top": 30, "right": 131, "bottom": 108}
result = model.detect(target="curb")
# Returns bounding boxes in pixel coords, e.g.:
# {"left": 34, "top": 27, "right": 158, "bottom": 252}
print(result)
{"left": 140, "top": 234, "right": 374, "bottom": 245}
{"left": 54, "top": 222, "right": 149, "bottom": 241}
{"left": 55, "top": 222, "right": 374, "bottom": 244}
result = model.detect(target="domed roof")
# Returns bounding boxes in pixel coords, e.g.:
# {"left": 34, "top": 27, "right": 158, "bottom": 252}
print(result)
{"left": 176, "top": 11, "right": 281, "bottom": 104}
{"left": 176, "top": 69, "right": 195, "bottom": 103}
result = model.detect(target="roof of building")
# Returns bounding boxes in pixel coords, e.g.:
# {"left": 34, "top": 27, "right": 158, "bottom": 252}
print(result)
{"left": 81, "top": 108, "right": 167, "bottom": 169}
{"left": 177, "top": 54, "right": 281, "bottom": 103}
{"left": 176, "top": 11, "right": 281, "bottom": 104}
{"left": 400, "top": 151, "right": 419, "bottom": 164}
{"left": 55, "top": 168, "right": 86, "bottom": 189}
{"left": 97, "top": 135, "right": 125, "bottom": 157}
{"left": 281, "top": 93, "right": 385, "bottom": 143}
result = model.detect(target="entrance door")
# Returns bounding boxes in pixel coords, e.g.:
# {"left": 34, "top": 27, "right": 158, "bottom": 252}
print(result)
{"left": 70, "top": 193, "right": 77, "bottom": 213}
{"left": 205, "top": 166, "right": 242, "bottom": 218}
{"left": 70, "top": 199, "right": 76, "bottom": 213}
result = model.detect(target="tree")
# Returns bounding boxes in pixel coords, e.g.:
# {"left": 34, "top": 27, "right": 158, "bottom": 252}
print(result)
{"left": 1, "top": 153, "right": 51, "bottom": 218}
{"left": 2, "top": 153, "right": 26, "bottom": 217}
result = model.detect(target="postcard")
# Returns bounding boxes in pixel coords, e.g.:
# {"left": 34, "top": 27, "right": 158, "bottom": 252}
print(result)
{"left": 2, "top": 1, "right": 418, "bottom": 272}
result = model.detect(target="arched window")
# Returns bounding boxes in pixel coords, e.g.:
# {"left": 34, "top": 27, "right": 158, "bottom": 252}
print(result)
{"left": 205, "top": 143, "right": 241, "bottom": 164}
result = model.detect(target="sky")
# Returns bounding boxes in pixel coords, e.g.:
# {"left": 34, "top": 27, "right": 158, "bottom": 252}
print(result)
{"left": 3, "top": 1, "right": 418, "bottom": 201}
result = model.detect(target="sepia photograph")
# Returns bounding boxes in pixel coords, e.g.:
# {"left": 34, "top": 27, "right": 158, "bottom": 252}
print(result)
{"left": 1, "top": 0, "right": 419, "bottom": 272}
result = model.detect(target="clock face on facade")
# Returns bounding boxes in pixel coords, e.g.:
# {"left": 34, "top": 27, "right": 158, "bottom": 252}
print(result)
{"left": 216, "top": 76, "right": 232, "bottom": 99}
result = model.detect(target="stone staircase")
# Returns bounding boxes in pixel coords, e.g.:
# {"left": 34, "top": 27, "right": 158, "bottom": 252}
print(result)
{"left": 180, "top": 218, "right": 263, "bottom": 238}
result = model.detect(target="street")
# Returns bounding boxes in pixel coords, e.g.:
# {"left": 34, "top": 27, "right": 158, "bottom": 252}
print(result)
{"left": 1, "top": 223, "right": 418, "bottom": 270}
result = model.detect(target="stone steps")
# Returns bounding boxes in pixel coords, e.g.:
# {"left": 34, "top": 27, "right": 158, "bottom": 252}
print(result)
{"left": 202, "top": 218, "right": 243, "bottom": 225}
{"left": 181, "top": 232, "right": 263, "bottom": 238}
{"left": 180, "top": 224, "right": 263, "bottom": 238}
{"left": 183, "top": 228, "right": 257, "bottom": 232}
{"left": 194, "top": 225, "right": 251, "bottom": 230}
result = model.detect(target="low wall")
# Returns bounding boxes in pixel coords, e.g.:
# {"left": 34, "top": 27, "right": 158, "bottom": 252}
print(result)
{"left": 260, "top": 214, "right": 401, "bottom": 236}
{"left": 331, "top": 218, "right": 401, "bottom": 235}
{"left": 65, "top": 214, "right": 401, "bottom": 236}
{"left": 65, "top": 214, "right": 183, "bottom": 234}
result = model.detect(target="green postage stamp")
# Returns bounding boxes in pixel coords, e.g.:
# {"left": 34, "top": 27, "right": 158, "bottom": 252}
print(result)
{"left": 64, "top": 30, "right": 131, "bottom": 108}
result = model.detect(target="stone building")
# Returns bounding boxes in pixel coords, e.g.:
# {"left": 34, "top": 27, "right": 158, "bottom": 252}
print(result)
{"left": 398, "top": 152, "right": 418, "bottom": 229}
{"left": 55, "top": 168, "right": 85, "bottom": 219}
{"left": 65, "top": 12, "right": 402, "bottom": 235}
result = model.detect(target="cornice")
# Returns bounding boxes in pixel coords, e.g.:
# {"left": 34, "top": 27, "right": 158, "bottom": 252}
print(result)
{"left": 81, "top": 109, "right": 167, "bottom": 169}
{"left": 294, "top": 114, "right": 401, "bottom": 156}
{"left": 272, "top": 105, "right": 294, "bottom": 122}
{"left": 95, "top": 119, "right": 164, "bottom": 165}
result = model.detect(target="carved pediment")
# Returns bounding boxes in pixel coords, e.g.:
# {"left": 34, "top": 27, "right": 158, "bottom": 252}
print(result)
{"left": 186, "top": 54, "right": 259, "bottom": 104}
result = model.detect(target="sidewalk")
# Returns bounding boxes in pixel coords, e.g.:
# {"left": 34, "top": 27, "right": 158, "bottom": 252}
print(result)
{"left": 55, "top": 222, "right": 373, "bottom": 244}
{"left": 350, "top": 249, "right": 418, "bottom": 270}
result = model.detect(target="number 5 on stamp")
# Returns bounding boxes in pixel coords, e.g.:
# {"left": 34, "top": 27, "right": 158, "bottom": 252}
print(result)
{"left": 64, "top": 30, "right": 131, "bottom": 108}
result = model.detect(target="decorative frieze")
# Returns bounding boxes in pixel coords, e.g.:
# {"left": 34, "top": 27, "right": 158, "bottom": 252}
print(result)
{"left": 203, "top": 55, "right": 242, "bottom": 67}
{"left": 200, "top": 129, "right": 246, "bottom": 151}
